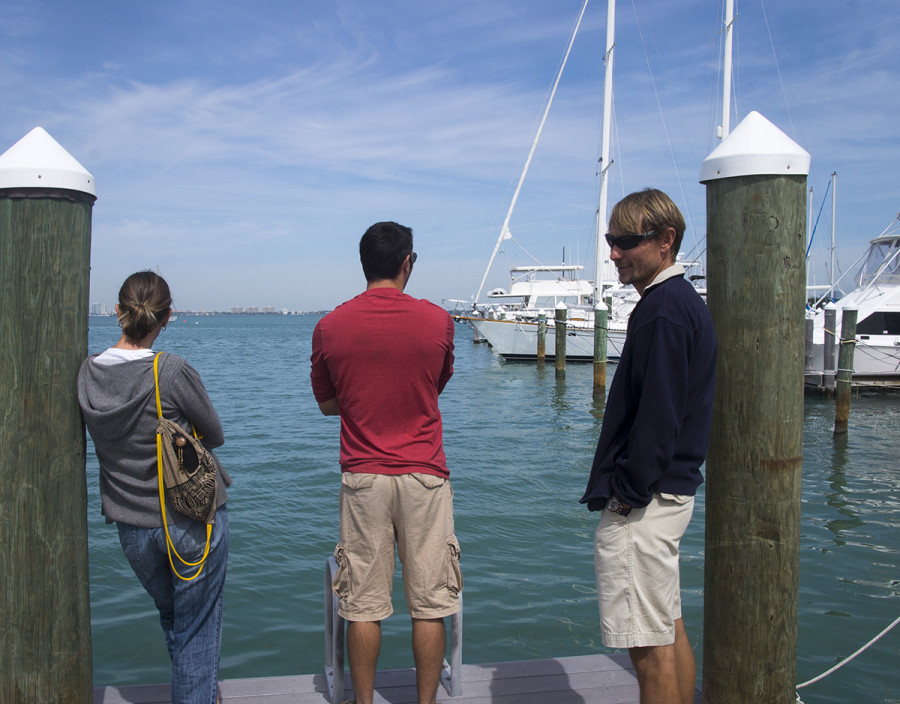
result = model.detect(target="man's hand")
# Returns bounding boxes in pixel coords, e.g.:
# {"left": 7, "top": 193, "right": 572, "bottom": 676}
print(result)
{"left": 318, "top": 398, "right": 340, "bottom": 416}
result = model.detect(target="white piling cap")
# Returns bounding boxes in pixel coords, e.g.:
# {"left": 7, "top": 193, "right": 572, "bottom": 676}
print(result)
{"left": 700, "top": 111, "right": 810, "bottom": 183}
{"left": 0, "top": 127, "right": 96, "bottom": 196}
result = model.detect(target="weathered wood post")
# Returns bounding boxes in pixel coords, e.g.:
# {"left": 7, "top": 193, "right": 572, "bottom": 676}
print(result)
{"left": 833, "top": 308, "right": 858, "bottom": 438}
{"left": 0, "top": 127, "right": 96, "bottom": 703}
{"left": 804, "top": 313, "right": 815, "bottom": 379}
{"left": 537, "top": 310, "right": 547, "bottom": 365}
{"left": 823, "top": 302, "right": 837, "bottom": 393}
{"left": 554, "top": 303, "right": 567, "bottom": 376}
{"left": 700, "top": 111, "right": 808, "bottom": 704}
{"left": 593, "top": 302, "right": 608, "bottom": 397}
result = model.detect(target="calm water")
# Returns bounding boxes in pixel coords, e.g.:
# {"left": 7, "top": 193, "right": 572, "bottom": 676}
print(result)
{"left": 85, "top": 314, "right": 899, "bottom": 703}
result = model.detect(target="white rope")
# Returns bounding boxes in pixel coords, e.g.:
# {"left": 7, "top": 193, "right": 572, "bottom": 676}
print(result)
{"left": 795, "top": 613, "right": 900, "bottom": 692}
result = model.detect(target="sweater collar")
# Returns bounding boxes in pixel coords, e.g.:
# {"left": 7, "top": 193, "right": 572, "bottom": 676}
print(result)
{"left": 643, "top": 263, "right": 685, "bottom": 295}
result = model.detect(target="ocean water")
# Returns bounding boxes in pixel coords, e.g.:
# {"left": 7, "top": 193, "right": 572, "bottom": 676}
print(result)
{"left": 85, "top": 314, "right": 899, "bottom": 702}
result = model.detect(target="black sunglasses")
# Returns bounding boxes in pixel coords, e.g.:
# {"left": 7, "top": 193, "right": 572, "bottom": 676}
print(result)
{"left": 409, "top": 252, "right": 417, "bottom": 264}
{"left": 604, "top": 230, "right": 656, "bottom": 251}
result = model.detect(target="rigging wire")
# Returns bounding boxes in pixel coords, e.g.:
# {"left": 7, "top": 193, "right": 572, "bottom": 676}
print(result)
{"left": 805, "top": 178, "right": 832, "bottom": 259}
{"left": 758, "top": 0, "right": 799, "bottom": 142}
{"left": 629, "top": 0, "right": 698, "bottom": 254}
{"left": 473, "top": 0, "right": 590, "bottom": 303}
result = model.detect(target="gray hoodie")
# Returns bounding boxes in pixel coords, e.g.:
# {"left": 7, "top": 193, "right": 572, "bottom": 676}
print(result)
{"left": 78, "top": 351, "right": 231, "bottom": 528}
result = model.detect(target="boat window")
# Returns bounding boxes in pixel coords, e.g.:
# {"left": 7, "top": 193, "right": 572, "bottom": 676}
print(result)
{"left": 534, "top": 296, "right": 583, "bottom": 308}
{"left": 856, "top": 311, "right": 900, "bottom": 336}
{"left": 858, "top": 241, "right": 900, "bottom": 287}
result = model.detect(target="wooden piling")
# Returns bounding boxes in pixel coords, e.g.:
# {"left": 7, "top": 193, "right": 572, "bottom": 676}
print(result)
{"left": 537, "top": 311, "right": 547, "bottom": 364}
{"left": 823, "top": 303, "right": 836, "bottom": 392}
{"left": 592, "top": 303, "right": 608, "bottom": 396}
{"left": 554, "top": 304, "right": 567, "bottom": 377}
{"left": 833, "top": 308, "right": 858, "bottom": 438}
{"left": 700, "top": 112, "right": 808, "bottom": 703}
{"left": 803, "top": 314, "right": 814, "bottom": 375}
{"left": 0, "top": 128, "right": 96, "bottom": 704}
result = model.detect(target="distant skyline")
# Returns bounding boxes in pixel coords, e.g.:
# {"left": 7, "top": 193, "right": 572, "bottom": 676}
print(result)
{"left": 3, "top": 0, "right": 898, "bottom": 311}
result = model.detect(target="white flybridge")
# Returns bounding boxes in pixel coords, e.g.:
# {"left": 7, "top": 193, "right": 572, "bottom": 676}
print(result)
{"left": 805, "top": 216, "right": 900, "bottom": 384}
{"left": 462, "top": 0, "right": 633, "bottom": 361}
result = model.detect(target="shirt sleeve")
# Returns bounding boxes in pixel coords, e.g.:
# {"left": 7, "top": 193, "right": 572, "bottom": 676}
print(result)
{"left": 168, "top": 358, "right": 225, "bottom": 448}
{"left": 608, "top": 315, "right": 693, "bottom": 507}
{"left": 310, "top": 321, "right": 337, "bottom": 402}
{"left": 437, "top": 314, "right": 455, "bottom": 394}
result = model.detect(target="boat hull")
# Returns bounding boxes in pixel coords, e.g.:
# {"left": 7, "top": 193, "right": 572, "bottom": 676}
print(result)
{"left": 805, "top": 334, "right": 900, "bottom": 383}
{"left": 466, "top": 317, "right": 627, "bottom": 361}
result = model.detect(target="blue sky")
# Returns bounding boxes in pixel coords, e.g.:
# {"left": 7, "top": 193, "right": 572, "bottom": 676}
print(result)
{"left": 2, "top": 0, "right": 898, "bottom": 311}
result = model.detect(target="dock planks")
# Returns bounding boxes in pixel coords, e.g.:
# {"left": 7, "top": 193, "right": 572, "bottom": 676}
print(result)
{"left": 93, "top": 653, "right": 701, "bottom": 704}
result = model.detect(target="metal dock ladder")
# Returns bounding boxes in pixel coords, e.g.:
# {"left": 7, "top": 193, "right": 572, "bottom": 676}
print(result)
{"left": 325, "top": 556, "right": 463, "bottom": 703}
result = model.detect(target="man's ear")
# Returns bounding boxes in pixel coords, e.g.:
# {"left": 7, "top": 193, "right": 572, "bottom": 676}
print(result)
{"left": 659, "top": 227, "right": 676, "bottom": 256}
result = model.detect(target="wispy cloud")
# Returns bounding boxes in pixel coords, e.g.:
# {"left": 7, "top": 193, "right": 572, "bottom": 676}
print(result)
{"left": 2, "top": 0, "right": 899, "bottom": 309}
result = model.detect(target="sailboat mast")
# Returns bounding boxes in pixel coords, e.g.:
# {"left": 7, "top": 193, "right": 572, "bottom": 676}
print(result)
{"left": 593, "top": 0, "right": 616, "bottom": 303}
{"left": 473, "top": 0, "right": 589, "bottom": 304}
{"left": 830, "top": 171, "right": 837, "bottom": 291}
{"left": 718, "top": 0, "right": 735, "bottom": 139}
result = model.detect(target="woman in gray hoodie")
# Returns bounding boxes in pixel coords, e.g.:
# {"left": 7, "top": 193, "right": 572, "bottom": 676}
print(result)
{"left": 78, "top": 271, "right": 231, "bottom": 704}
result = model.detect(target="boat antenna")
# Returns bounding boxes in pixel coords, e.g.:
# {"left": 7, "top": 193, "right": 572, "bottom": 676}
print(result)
{"left": 474, "top": 0, "right": 590, "bottom": 303}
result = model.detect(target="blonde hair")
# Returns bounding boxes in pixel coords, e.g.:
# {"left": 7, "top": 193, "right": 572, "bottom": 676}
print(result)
{"left": 117, "top": 271, "right": 172, "bottom": 340}
{"left": 609, "top": 188, "right": 685, "bottom": 260}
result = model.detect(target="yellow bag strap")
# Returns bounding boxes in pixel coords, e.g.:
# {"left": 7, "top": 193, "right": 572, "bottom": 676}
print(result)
{"left": 153, "top": 352, "right": 212, "bottom": 582}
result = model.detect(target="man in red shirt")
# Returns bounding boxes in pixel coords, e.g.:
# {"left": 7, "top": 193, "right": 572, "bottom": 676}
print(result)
{"left": 310, "top": 221, "right": 461, "bottom": 704}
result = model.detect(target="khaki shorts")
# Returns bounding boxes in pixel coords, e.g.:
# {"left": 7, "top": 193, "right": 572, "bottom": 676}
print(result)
{"left": 333, "top": 472, "right": 463, "bottom": 622}
{"left": 594, "top": 493, "right": 694, "bottom": 648}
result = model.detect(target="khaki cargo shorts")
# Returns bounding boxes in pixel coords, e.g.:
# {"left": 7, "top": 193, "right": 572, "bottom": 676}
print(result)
{"left": 332, "top": 472, "right": 463, "bottom": 622}
{"left": 594, "top": 493, "right": 694, "bottom": 648}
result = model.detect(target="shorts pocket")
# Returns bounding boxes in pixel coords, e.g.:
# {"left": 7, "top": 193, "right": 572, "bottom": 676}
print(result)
{"left": 411, "top": 473, "right": 446, "bottom": 490}
{"left": 446, "top": 540, "right": 463, "bottom": 595}
{"left": 341, "top": 472, "right": 376, "bottom": 490}
{"left": 332, "top": 543, "right": 351, "bottom": 599}
{"left": 658, "top": 492, "right": 692, "bottom": 505}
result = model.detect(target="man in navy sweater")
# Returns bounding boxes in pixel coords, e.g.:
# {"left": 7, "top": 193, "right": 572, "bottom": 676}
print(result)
{"left": 581, "top": 189, "right": 716, "bottom": 704}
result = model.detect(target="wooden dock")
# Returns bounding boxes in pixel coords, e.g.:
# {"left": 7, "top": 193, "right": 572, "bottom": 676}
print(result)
{"left": 93, "top": 653, "right": 701, "bottom": 704}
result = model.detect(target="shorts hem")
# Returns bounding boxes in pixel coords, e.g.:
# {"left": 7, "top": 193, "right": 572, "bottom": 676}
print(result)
{"left": 339, "top": 606, "right": 394, "bottom": 622}
{"left": 602, "top": 630, "right": 675, "bottom": 649}
{"left": 409, "top": 601, "right": 462, "bottom": 621}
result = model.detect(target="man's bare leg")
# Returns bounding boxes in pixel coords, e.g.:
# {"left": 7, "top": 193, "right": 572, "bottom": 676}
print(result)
{"left": 629, "top": 641, "right": 680, "bottom": 704}
{"left": 628, "top": 618, "right": 696, "bottom": 704}
{"left": 673, "top": 618, "right": 696, "bottom": 703}
{"left": 347, "top": 620, "right": 381, "bottom": 704}
{"left": 412, "top": 617, "right": 445, "bottom": 704}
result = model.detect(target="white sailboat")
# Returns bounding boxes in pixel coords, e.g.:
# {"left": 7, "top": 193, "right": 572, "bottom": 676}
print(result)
{"left": 457, "top": 0, "right": 630, "bottom": 361}
{"left": 458, "top": 0, "right": 716, "bottom": 361}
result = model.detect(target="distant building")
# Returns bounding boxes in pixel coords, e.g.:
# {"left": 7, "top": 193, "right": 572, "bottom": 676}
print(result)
{"left": 263, "top": 306, "right": 275, "bottom": 314}
{"left": 247, "top": 306, "right": 259, "bottom": 314}
{"left": 231, "top": 307, "right": 244, "bottom": 314}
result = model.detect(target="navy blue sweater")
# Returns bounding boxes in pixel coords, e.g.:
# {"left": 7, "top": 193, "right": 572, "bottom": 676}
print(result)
{"left": 581, "top": 273, "right": 717, "bottom": 510}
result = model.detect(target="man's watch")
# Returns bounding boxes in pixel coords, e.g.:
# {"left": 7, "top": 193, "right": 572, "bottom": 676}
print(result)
{"left": 607, "top": 495, "right": 632, "bottom": 516}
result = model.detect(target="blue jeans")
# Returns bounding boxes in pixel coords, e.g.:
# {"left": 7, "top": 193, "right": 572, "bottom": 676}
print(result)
{"left": 117, "top": 505, "right": 229, "bottom": 704}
